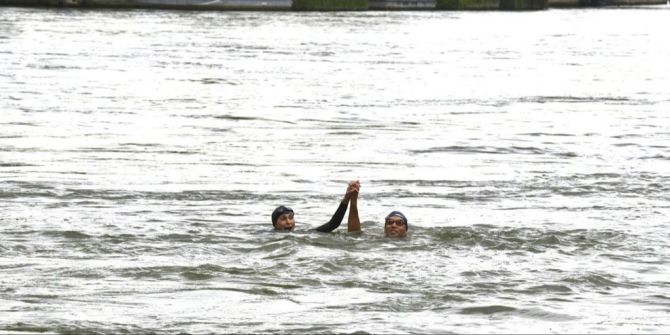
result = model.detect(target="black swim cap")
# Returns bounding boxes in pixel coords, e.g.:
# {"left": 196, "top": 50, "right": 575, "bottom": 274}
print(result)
{"left": 385, "top": 211, "right": 408, "bottom": 230}
{"left": 272, "top": 206, "right": 294, "bottom": 226}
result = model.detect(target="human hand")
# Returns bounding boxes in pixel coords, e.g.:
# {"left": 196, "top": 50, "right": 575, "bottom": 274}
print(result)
{"left": 346, "top": 180, "right": 360, "bottom": 199}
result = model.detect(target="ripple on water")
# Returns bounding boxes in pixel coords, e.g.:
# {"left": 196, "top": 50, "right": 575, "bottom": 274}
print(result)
{"left": 459, "top": 305, "right": 516, "bottom": 315}
{"left": 42, "top": 230, "right": 92, "bottom": 239}
{"left": 3, "top": 321, "right": 155, "bottom": 335}
{"left": 522, "top": 284, "right": 573, "bottom": 294}
{"left": 458, "top": 304, "right": 577, "bottom": 322}
{"left": 516, "top": 95, "right": 635, "bottom": 104}
{"left": 424, "top": 226, "right": 630, "bottom": 254}
{"left": 514, "top": 307, "right": 578, "bottom": 321}
{"left": 560, "top": 272, "right": 641, "bottom": 289}
{"left": 0, "top": 263, "right": 39, "bottom": 270}
{"left": 115, "top": 263, "right": 277, "bottom": 282}
{"left": 0, "top": 183, "right": 280, "bottom": 202}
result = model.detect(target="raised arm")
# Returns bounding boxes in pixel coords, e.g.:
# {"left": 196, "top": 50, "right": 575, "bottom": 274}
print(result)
{"left": 313, "top": 181, "right": 357, "bottom": 233}
{"left": 347, "top": 181, "right": 361, "bottom": 233}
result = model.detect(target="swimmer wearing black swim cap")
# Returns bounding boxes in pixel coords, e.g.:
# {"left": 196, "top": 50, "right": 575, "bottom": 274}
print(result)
{"left": 271, "top": 181, "right": 359, "bottom": 233}
{"left": 271, "top": 205, "right": 295, "bottom": 231}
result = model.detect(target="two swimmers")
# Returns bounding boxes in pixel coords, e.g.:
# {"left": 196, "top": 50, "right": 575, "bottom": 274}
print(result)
{"left": 271, "top": 180, "right": 408, "bottom": 238}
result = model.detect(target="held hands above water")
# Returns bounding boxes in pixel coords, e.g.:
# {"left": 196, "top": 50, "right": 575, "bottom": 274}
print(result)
{"left": 344, "top": 180, "right": 360, "bottom": 202}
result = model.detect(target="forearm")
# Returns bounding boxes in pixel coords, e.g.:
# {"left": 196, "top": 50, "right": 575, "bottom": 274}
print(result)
{"left": 314, "top": 200, "right": 347, "bottom": 233}
{"left": 347, "top": 197, "right": 361, "bottom": 233}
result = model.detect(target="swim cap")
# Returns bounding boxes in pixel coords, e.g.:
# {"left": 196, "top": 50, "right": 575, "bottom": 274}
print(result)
{"left": 385, "top": 211, "right": 408, "bottom": 230}
{"left": 272, "top": 206, "right": 294, "bottom": 226}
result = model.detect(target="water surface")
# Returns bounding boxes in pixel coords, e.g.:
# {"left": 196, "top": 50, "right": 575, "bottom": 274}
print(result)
{"left": 1, "top": 6, "right": 670, "bottom": 334}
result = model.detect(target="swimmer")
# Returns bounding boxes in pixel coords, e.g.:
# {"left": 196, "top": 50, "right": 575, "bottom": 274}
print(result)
{"left": 271, "top": 181, "right": 359, "bottom": 232}
{"left": 346, "top": 180, "right": 408, "bottom": 238}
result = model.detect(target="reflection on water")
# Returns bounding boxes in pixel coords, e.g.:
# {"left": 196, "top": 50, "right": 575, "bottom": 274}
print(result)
{"left": 1, "top": 6, "right": 670, "bottom": 334}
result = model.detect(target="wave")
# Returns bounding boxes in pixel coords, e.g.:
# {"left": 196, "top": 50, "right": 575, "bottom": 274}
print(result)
{"left": 409, "top": 145, "right": 577, "bottom": 157}
{"left": 370, "top": 172, "right": 670, "bottom": 201}
{"left": 0, "top": 182, "right": 282, "bottom": 202}
{"left": 459, "top": 304, "right": 516, "bottom": 315}
{"left": 42, "top": 230, "right": 92, "bottom": 239}
{"left": 424, "top": 226, "right": 632, "bottom": 253}
{"left": 1, "top": 321, "right": 157, "bottom": 335}
{"left": 515, "top": 95, "right": 650, "bottom": 106}
{"left": 560, "top": 272, "right": 641, "bottom": 289}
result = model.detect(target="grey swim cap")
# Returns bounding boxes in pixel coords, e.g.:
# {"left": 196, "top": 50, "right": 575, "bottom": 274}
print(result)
{"left": 272, "top": 206, "right": 294, "bottom": 226}
{"left": 385, "top": 211, "right": 408, "bottom": 230}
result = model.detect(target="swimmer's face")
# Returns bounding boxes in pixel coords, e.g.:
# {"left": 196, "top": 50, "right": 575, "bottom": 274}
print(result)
{"left": 384, "top": 216, "right": 407, "bottom": 238}
{"left": 274, "top": 212, "right": 295, "bottom": 231}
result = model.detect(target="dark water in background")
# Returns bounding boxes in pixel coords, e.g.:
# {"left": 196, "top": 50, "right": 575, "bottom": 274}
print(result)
{"left": 1, "top": 6, "right": 670, "bottom": 334}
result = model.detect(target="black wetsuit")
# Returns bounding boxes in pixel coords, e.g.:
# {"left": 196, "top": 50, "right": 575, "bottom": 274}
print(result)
{"left": 310, "top": 200, "right": 348, "bottom": 233}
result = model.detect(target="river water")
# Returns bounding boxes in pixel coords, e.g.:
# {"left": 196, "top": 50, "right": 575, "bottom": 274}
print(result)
{"left": 1, "top": 5, "right": 670, "bottom": 334}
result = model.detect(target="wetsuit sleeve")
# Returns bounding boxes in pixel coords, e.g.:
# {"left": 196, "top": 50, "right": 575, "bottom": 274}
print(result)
{"left": 313, "top": 200, "right": 347, "bottom": 233}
